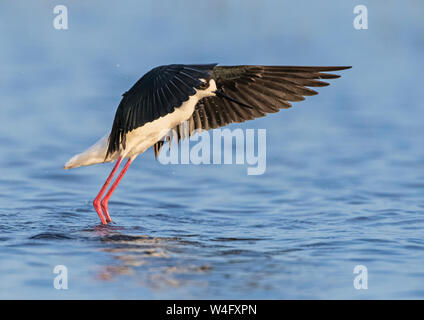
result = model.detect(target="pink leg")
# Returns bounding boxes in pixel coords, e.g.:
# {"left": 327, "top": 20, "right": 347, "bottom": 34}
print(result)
{"left": 101, "top": 158, "right": 133, "bottom": 223}
{"left": 93, "top": 156, "right": 123, "bottom": 225}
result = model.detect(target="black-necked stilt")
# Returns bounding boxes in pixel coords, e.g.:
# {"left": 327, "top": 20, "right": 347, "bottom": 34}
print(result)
{"left": 64, "top": 64, "right": 351, "bottom": 224}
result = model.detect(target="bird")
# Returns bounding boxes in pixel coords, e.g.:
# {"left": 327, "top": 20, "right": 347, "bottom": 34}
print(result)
{"left": 64, "top": 63, "right": 351, "bottom": 224}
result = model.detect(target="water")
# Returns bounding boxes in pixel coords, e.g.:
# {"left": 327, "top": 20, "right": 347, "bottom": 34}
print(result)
{"left": 1, "top": 0, "right": 424, "bottom": 299}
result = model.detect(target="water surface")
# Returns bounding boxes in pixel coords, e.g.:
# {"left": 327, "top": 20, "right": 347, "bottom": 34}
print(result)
{"left": 0, "top": 1, "right": 423, "bottom": 299}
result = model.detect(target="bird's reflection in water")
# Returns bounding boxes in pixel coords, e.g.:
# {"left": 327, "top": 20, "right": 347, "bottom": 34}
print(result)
{"left": 90, "top": 225, "right": 211, "bottom": 289}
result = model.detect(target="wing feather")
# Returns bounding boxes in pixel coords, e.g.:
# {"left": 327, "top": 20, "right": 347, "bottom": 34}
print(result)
{"left": 152, "top": 65, "right": 350, "bottom": 158}
{"left": 106, "top": 64, "right": 216, "bottom": 157}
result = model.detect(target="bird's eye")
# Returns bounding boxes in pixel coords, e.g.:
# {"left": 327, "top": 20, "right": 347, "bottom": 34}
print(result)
{"left": 199, "top": 80, "right": 210, "bottom": 90}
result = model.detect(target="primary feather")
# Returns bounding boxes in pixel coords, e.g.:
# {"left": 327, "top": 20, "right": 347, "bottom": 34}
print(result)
{"left": 152, "top": 65, "right": 351, "bottom": 157}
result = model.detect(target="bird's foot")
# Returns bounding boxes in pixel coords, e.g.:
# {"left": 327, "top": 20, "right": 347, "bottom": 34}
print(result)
{"left": 93, "top": 199, "right": 107, "bottom": 225}
{"left": 101, "top": 200, "right": 113, "bottom": 223}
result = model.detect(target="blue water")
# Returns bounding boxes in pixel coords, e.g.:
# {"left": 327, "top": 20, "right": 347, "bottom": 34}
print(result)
{"left": 1, "top": 0, "right": 424, "bottom": 299}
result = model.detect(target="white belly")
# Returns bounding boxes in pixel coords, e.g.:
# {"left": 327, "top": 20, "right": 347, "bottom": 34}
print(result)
{"left": 122, "top": 79, "right": 217, "bottom": 158}
{"left": 123, "top": 94, "right": 197, "bottom": 158}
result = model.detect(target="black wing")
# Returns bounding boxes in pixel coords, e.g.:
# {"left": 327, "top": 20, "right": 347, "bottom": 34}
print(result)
{"left": 153, "top": 65, "right": 351, "bottom": 157}
{"left": 106, "top": 63, "right": 217, "bottom": 157}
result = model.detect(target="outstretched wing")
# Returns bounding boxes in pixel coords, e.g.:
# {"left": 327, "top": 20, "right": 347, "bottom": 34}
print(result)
{"left": 153, "top": 65, "right": 351, "bottom": 157}
{"left": 106, "top": 63, "right": 217, "bottom": 157}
